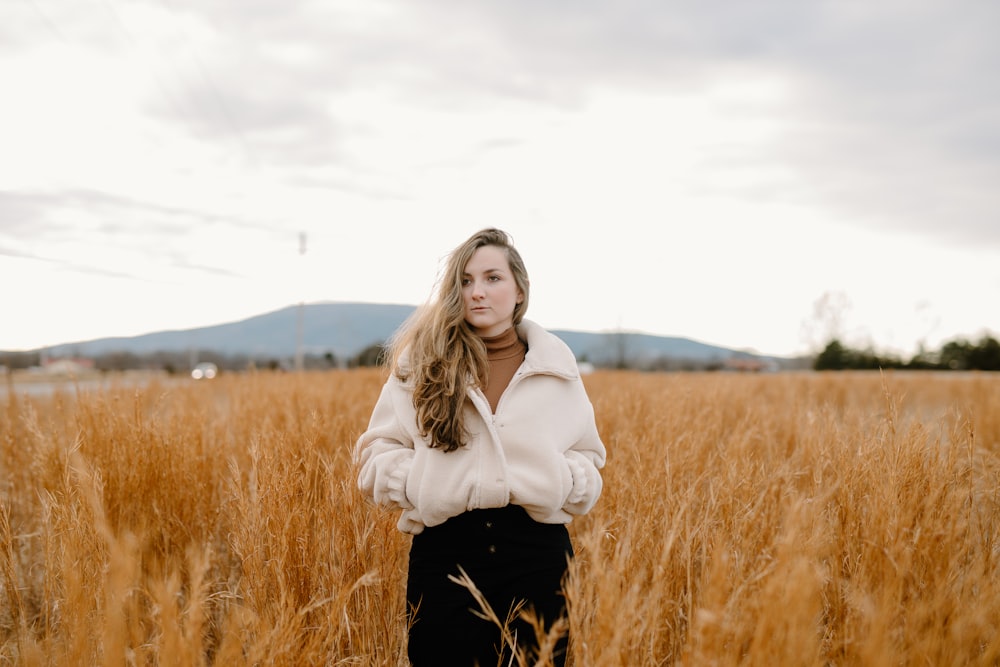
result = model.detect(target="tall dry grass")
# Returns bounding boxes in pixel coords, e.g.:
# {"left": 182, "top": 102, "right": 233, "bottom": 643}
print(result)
{"left": 1, "top": 369, "right": 998, "bottom": 665}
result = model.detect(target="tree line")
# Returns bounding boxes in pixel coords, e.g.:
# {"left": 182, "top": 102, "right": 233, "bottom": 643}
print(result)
{"left": 814, "top": 334, "right": 1000, "bottom": 371}
{"left": 3, "top": 335, "right": 998, "bottom": 375}
{"left": 0, "top": 349, "right": 352, "bottom": 374}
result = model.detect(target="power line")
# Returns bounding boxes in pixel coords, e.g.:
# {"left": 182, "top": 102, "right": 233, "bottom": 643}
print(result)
{"left": 22, "top": 0, "right": 68, "bottom": 43}
{"left": 97, "top": 0, "right": 210, "bottom": 137}
{"left": 151, "top": 0, "right": 259, "bottom": 167}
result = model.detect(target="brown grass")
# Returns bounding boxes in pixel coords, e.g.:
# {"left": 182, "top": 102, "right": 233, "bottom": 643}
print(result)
{"left": 1, "top": 369, "right": 998, "bottom": 665}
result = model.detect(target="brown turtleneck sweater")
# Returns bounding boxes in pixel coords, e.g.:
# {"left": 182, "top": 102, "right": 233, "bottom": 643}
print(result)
{"left": 481, "top": 326, "right": 527, "bottom": 413}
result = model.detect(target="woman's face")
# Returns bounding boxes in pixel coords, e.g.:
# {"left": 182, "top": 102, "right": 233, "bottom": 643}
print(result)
{"left": 461, "top": 245, "right": 523, "bottom": 337}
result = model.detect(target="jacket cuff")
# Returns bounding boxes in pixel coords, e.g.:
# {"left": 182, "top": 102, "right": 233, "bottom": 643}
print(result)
{"left": 385, "top": 456, "right": 414, "bottom": 509}
{"left": 566, "top": 455, "right": 590, "bottom": 505}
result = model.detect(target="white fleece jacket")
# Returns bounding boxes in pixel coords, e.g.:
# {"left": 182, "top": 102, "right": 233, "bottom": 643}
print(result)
{"left": 355, "top": 320, "right": 607, "bottom": 534}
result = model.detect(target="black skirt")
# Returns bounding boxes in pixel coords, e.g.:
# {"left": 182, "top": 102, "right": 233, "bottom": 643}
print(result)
{"left": 405, "top": 505, "right": 573, "bottom": 667}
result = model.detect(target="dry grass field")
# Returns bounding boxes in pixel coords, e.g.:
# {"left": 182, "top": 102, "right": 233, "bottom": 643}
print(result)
{"left": 1, "top": 369, "right": 998, "bottom": 666}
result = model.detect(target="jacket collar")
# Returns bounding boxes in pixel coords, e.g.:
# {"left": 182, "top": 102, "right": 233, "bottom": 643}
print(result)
{"left": 517, "top": 319, "right": 580, "bottom": 379}
{"left": 393, "top": 319, "right": 580, "bottom": 381}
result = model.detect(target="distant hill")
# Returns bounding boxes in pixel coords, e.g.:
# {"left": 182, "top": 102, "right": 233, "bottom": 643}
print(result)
{"left": 40, "top": 301, "right": 786, "bottom": 366}
{"left": 44, "top": 302, "right": 415, "bottom": 360}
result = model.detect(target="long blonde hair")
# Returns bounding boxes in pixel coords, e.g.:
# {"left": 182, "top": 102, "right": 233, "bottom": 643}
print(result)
{"left": 387, "top": 228, "right": 530, "bottom": 452}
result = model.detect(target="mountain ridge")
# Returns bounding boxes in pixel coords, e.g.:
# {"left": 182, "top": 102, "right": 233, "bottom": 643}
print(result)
{"left": 38, "top": 301, "right": 787, "bottom": 365}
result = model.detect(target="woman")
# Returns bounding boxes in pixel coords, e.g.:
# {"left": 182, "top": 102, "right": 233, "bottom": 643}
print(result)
{"left": 355, "top": 228, "right": 606, "bottom": 666}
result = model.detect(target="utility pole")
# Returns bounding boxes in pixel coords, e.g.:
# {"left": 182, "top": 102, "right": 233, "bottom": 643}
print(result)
{"left": 295, "top": 231, "right": 307, "bottom": 372}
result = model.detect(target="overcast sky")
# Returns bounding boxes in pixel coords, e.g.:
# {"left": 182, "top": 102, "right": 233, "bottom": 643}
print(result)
{"left": 2, "top": 0, "right": 998, "bottom": 358}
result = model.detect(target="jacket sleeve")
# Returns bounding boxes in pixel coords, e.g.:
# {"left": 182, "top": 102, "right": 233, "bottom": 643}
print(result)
{"left": 562, "top": 385, "right": 607, "bottom": 516}
{"left": 354, "top": 380, "right": 416, "bottom": 510}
